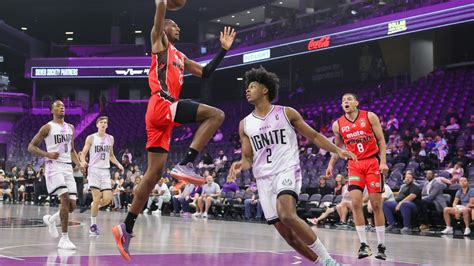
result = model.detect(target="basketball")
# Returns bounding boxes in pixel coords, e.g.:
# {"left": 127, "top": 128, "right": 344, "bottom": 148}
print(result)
{"left": 167, "top": 0, "right": 186, "bottom": 11}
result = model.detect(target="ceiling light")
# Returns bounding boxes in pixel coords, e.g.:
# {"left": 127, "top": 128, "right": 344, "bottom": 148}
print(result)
{"left": 231, "top": 15, "right": 235, "bottom": 18}
{"left": 279, "top": 1, "right": 283, "bottom": 4}
{"left": 247, "top": 11, "right": 251, "bottom": 14}
{"left": 237, "top": 77, "right": 243, "bottom": 81}
{"left": 217, "top": 19, "right": 221, "bottom": 22}
{"left": 134, "top": 30, "right": 142, "bottom": 34}
{"left": 236, "top": 22, "right": 240, "bottom": 26}
{"left": 21, "top": 27, "right": 27, "bottom": 31}
{"left": 65, "top": 31, "right": 74, "bottom": 35}
{"left": 67, "top": 38, "right": 73, "bottom": 41}
{"left": 251, "top": 18, "right": 255, "bottom": 22}
{"left": 351, "top": 10, "right": 357, "bottom": 15}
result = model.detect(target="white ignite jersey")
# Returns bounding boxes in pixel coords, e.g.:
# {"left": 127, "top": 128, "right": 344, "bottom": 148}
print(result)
{"left": 44, "top": 121, "right": 73, "bottom": 163}
{"left": 88, "top": 133, "right": 113, "bottom": 169}
{"left": 243, "top": 105, "right": 299, "bottom": 179}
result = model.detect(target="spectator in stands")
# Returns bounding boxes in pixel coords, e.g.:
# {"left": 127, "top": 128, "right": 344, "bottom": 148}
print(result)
{"left": 193, "top": 175, "right": 221, "bottom": 219}
{"left": 386, "top": 114, "right": 399, "bottom": 132}
{"left": 445, "top": 107, "right": 460, "bottom": 124}
{"left": 0, "top": 169, "right": 6, "bottom": 201}
{"left": 144, "top": 177, "right": 171, "bottom": 215}
{"left": 214, "top": 150, "right": 228, "bottom": 173}
{"left": 189, "top": 185, "right": 202, "bottom": 210}
{"left": 121, "top": 175, "right": 134, "bottom": 209}
{"left": 172, "top": 183, "right": 196, "bottom": 217}
{"left": 307, "top": 182, "right": 352, "bottom": 226}
{"left": 121, "top": 148, "right": 132, "bottom": 164}
{"left": 8, "top": 166, "right": 18, "bottom": 203}
{"left": 396, "top": 141, "right": 411, "bottom": 164}
{"left": 466, "top": 114, "right": 474, "bottom": 130}
{"left": 315, "top": 176, "right": 333, "bottom": 198}
{"left": 441, "top": 177, "right": 474, "bottom": 236}
{"left": 363, "top": 183, "right": 395, "bottom": 231}
{"left": 419, "top": 119, "right": 430, "bottom": 133}
{"left": 447, "top": 162, "right": 464, "bottom": 184}
{"left": 244, "top": 185, "right": 263, "bottom": 221}
{"left": 17, "top": 171, "right": 25, "bottom": 203}
{"left": 197, "top": 152, "right": 214, "bottom": 172}
{"left": 34, "top": 167, "right": 47, "bottom": 205}
{"left": 419, "top": 170, "right": 448, "bottom": 231}
{"left": 212, "top": 129, "right": 224, "bottom": 142}
{"left": 24, "top": 164, "right": 36, "bottom": 204}
{"left": 401, "top": 130, "right": 414, "bottom": 143}
{"left": 448, "top": 148, "right": 471, "bottom": 173}
{"left": 433, "top": 135, "right": 448, "bottom": 163}
{"left": 446, "top": 117, "right": 461, "bottom": 134}
{"left": 112, "top": 175, "right": 124, "bottom": 211}
{"left": 414, "top": 128, "right": 424, "bottom": 141}
{"left": 122, "top": 155, "right": 133, "bottom": 173}
{"left": 334, "top": 174, "right": 345, "bottom": 196}
{"left": 174, "top": 126, "right": 193, "bottom": 142}
{"left": 221, "top": 173, "right": 240, "bottom": 194}
{"left": 384, "top": 171, "right": 421, "bottom": 234}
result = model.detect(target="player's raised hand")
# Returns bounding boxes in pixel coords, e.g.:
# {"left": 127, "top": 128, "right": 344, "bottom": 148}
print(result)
{"left": 220, "top": 26, "right": 236, "bottom": 50}
{"left": 337, "top": 149, "right": 358, "bottom": 162}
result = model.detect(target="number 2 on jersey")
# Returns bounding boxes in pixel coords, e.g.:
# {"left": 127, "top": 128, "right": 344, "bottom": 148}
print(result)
{"left": 266, "top": 148, "right": 272, "bottom": 163}
{"left": 357, "top": 143, "right": 365, "bottom": 153}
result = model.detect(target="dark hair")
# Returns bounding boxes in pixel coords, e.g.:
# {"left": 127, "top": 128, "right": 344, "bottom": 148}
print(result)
{"left": 50, "top": 100, "right": 62, "bottom": 110}
{"left": 96, "top": 116, "right": 109, "bottom": 124}
{"left": 342, "top": 92, "right": 359, "bottom": 101}
{"left": 244, "top": 66, "right": 279, "bottom": 102}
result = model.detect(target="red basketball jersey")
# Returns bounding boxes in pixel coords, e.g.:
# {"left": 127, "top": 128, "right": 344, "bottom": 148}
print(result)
{"left": 148, "top": 42, "right": 186, "bottom": 100}
{"left": 337, "top": 110, "right": 379, "bottom": 160}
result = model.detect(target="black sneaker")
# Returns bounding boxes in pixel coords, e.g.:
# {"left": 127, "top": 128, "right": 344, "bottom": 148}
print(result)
{"left": 375, "top": 244, "right": 387, "bottom": 260}
{"left": 358, "top": 243, "right": 372, "bottom": 259}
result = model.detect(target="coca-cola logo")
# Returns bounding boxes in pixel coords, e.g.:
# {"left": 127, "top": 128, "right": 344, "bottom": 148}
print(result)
{"left": 307, "top": 36, "right": 331, "bottom": 51}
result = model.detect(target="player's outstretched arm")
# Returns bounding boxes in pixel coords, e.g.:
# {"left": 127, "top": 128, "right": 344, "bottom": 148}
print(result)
{"left": 231, "top": 120, "right": 253, "bottom": 175}
{"left": 368, "top": 112, "right": 389, "bottom": 175}
{"left": 28, "top": 124, "right": 56, "bottom": 159}
{"left": 285, "top": 107, "right": 356, "bottom": 161}
{"left": 185, "top": 27, "right": 236, "bottom": 78}
{"left": 151, "top": 0, "right": 168, "bottom": 53}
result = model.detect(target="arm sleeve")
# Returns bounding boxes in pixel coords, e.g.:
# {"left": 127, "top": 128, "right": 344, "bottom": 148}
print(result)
{"left": 202, "top": 48, "right": 227, "bottom": 78}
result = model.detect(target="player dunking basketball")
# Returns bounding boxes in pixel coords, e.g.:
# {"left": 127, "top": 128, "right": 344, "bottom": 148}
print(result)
{"left": 28, "top": 100, "right": 86, "bottom": 250}
{"left": 80, "top": 116, "right": 124, "bottom": 236}
{"left": 112, "top": 0, "right": 236, "bottom": 261}
{"left": 326, "top": 93, "right": 389, "bottom": 260}
{"left": 232, "top": 67, "right": 357, "bottom": 266}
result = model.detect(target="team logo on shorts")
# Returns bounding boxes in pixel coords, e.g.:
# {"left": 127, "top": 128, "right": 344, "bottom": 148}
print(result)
{"left": 360, "top": 119, "right": 366, "bottom": 127}
{"left": 370, "top": 182, "right": 381, "bottom": 188}
{"left": 282, "top": 178, "right": 293, "bottom": 186}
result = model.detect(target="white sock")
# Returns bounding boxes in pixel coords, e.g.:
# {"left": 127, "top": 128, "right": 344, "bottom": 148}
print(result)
{"left": 375, "top": 226, "right": 385, "bottom": 245}
{"left": 309, "top": 238, "right": 331, "bottom": 262}
{"left": 50, "top": 211, "right": 60, "bottom": 223}
{"left": 91, "top": 216, "right": 97, "bottom": 225}
{"left": 61, "top": 232, "right": 68, "bottom": 238}
{"left": 356, "top": 226, "right": 367, "bottom": 244}
{"left": 446, "top": 226, "right": 453, "bottom": 229}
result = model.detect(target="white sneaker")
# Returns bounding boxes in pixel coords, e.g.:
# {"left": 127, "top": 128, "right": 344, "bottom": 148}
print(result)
{"left": 464, "top": 228, "right": 471, "bottom": 236}
{"left": 441, "top": 227, "right": 453, "bottom": 234}
{"left": 43, "top": 215, "right": 59, "bottom": 238}
{"left": 192, "top": 212, "right": 201, "bottom": 218}
{"left": 143, "top": 208, "right": 150, "bottom": 215}
{"left": 58, "top": 236, "right": 76, "bottom": 250}
{"left": 202, "top": 212, "right": 208, "bottom": 219}
{"left": 152, "top": 210, "right": 161, "bottom": 215}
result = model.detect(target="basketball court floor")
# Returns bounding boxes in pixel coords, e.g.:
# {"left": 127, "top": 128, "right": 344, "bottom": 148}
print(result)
{"left": 0, "top": 204, "right": 471, "bottom": 265}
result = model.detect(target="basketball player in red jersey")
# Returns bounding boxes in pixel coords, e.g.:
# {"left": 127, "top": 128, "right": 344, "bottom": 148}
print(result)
{"left": 326, "top": 93, "right": 389, "bottom": 260}
{"left": 112, "top": 0, "right": 236, "bottom": 261}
